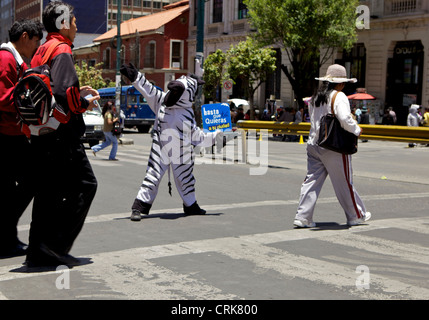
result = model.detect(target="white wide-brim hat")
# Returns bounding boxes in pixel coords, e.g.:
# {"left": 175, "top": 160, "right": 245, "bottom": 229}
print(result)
{"left": 315, "top": 64, "right": 357, "bottom": 83}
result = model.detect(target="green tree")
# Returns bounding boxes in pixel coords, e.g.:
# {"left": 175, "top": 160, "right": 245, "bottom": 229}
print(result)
{"left": 203, "top": 49, "right": 227, "bottom": 102}
{"left": 244, "top": 0, "right": 358, "bottom": 108}
{"left": 226, "top": 37, "right": 276, "bottom": 119}
{"left": 75, "top": 61, "right": 107, "bottom": 90}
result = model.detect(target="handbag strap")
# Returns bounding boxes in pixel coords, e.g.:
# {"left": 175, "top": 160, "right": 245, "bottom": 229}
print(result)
{"left": 331, "top": 91, "right": 340, "bottom": 115}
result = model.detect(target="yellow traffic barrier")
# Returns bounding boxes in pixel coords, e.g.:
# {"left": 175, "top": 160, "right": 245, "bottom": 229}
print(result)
{"left": 236, "top": 121, "right": 429, "bottom": 143}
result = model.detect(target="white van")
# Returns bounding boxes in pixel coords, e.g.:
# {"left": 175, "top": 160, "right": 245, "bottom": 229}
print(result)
{"left": 81, "top": 100, "right": 104, "bottom": 147}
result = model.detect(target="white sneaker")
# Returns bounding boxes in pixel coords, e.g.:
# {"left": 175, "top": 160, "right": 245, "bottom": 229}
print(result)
{"left": 347, "top": 212, "right": 371, "bottom": 226}
{"left": 294, "top": 219, "right": 316, "bottom": 228}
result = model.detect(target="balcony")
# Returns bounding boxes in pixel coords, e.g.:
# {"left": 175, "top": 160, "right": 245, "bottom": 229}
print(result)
{"left": 384, "top": 0, "right": 424, "bottom": 15}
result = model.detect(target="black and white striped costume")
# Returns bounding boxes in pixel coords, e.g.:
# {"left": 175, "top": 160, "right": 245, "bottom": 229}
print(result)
{"left": 131, "top": 73, "right": 220, "bottom": 213}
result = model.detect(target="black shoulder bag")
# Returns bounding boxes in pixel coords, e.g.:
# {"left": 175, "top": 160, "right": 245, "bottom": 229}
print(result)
{"left": 317, "top": 91, "right": 358, "bottom": 154}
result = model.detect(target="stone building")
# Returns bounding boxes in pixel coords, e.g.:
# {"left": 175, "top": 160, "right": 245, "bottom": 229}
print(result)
{"left": 187, "top": 0, "right": 429, "bottom": 125}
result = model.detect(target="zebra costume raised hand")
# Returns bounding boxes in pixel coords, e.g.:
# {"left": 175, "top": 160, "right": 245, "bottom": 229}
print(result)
{"left": 120, "top": 63, "right": 222, "bottom": 221}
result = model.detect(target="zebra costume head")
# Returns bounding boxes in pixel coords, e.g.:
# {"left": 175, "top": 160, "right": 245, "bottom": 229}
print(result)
{"left": 164, "top": 74, "right": 205, "bottom": 109}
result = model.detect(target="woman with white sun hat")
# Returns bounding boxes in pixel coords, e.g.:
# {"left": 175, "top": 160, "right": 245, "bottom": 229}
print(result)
{"left": 294, "top": 64, "right": 371, "bottom": 228}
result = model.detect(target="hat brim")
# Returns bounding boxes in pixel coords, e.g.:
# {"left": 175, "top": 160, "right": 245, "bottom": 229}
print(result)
{"left": 315, "top": 77, "right": 357, "bottom": 83}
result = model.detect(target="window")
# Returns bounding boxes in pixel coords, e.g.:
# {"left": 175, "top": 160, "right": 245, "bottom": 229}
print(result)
{"left": 103, "top": 47, "right": 111, "bottom": 69}
{"left": 144, "top": 41, "right": 156, "bottom": 68}
{"left": 341, "top": 43, "right": 366, "bottom": 95}
{"left": 194, "top": 0, "right": 198, "bottom": 26}
{"left": 121, "top": 45, "right": 126, "bottom": 66}
{"left": 238, "top": 0, "right": 248, "bottom": 19}
{"left": 213, "top": 0, "right": 223, "bottom": 23}
{"left": 391, "top": 0, "right": 417, "bottom": 14}
{"left": 171, "top": 40, "right": 183, "bottom": 69}
{"left": 88, "top": 59, "right": 96, "bottom": 68}
{"left": 134, "top": 0, "right": 141, "bottom": 7}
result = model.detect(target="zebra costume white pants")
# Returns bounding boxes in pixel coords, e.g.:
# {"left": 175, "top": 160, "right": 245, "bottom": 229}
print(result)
{"left": 136, "top": 128, "right": 198, "bottom": 207}
{"left": 295, "top": 144, "right": 366, "bottom": 224}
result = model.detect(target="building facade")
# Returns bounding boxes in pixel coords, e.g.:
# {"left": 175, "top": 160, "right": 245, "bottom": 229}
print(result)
{"left": 92, "top": 0, "right": 189, "bottom": 90}
{"left": 0, "top": 0, "right": 14, "bottom": 43}
{"left": 347, "top": 0, "right": 429, "bottom": 125}
{"left": 107, "top": 0, "right": 180, "bottom": 30}
{"left": 188, "top": 0, "right": 260, "bottom": 104}
{"left": 188, "top": 0, "right": 429, "bottom": 125}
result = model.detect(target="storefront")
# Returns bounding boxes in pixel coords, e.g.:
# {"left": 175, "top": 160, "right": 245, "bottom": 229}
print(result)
{"left": 386, "top": 41, "right": 424, "bottom": 125}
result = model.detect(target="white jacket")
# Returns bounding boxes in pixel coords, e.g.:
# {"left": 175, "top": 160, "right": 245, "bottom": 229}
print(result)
{"left": 307, "top": 90, "right": 361, "bottom": 146}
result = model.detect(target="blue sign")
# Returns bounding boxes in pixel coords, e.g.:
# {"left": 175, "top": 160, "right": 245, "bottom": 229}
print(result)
{"left": 201, "top": 103, "right": 232, "bottom": 132}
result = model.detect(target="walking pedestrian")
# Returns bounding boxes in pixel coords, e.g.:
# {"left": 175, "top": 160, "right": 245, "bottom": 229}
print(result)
{"left": 407, "top": 104, "right": 422, "bottom": 148}
{"left": 91, "top": 101, "right": 119, "bottom": 160}
{"left": 294, "top": 64, "right": 371, "bottom": 228}
{"left": 24, "top": 1, "right": 99, "bottom": 268}
{"left": 0, "top": 19, "right": 43, "bottom": 258}
{"left": 359, "top": 106, "right": 370, "bottom": 142}
{"left": 422, "top": 106, "right": 429, "bottom": 127}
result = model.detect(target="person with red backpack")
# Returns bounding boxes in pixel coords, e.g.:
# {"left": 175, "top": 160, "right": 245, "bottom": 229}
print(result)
{"left": 24, "top": 1, "right": 100, "bottom": 268}
{"left": 0, "top": 19, "right": 43, "bottom": 258}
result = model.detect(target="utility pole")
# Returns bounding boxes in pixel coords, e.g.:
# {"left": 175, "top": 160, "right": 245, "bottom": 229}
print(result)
{"left": 115, "top": 0, "right": 122, "bottom": 114}
{"left": 194, "top": 0, "right": 205, "bottom": 126}
{"left": 195, "top": 0, "right": 205, "bottom": 77}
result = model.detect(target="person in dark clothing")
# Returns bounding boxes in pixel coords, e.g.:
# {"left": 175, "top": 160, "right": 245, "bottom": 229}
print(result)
{"left": 0, "top": 19, "right": 43, "bottom": 258}
{"left": 359, "top": 106, "right": 370, "bottom": 124}
{"left": 24, "top": 1, "right": 99, "bottom": 268}
{"left": 359, "top": 106, "right": 369, "bottom": 142}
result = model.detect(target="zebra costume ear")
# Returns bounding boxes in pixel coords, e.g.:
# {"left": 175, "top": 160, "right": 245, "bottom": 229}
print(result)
{"left": 164, "top": 81, "right": 185, "bottom": 107}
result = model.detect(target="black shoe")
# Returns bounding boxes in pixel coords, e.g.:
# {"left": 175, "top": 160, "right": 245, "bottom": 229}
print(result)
{"left": 0, "top": 240, "right": 28, "bottom": 258}
{"left": 131, "top": 199, "right": 151, "bottom": 221}
{"left": 183, "top": 201, "right": 206, "bottom": 215}
{"left": 25, "top": 244, "right": 83, "bottom": 268}
{"left": 130, "top": 209, "right": 142, "bottom": 221}
{"left": 24, "top": 254, "right": 80, "bottom": 268}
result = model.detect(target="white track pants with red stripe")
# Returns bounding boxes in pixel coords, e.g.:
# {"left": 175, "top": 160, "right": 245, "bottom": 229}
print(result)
{"left": 295, "top": 144, "right": 366, "bottom": 224}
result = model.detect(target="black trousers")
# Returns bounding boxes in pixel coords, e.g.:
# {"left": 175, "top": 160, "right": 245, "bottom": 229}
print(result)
{"left": 28, "top": 133, "right": 97, "bottom": 256}
{"left": 0, "top": 133, "right": 34, "bottom": 250}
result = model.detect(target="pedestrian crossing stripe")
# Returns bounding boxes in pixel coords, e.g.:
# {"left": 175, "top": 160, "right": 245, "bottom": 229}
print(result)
{"left": 2, "top": 214, "right": 428, "bottom": 300}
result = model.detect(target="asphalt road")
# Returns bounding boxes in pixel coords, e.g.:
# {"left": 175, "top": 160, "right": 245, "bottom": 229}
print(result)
{"left": 1, "top": 130, "right": 428, "bottom": 305}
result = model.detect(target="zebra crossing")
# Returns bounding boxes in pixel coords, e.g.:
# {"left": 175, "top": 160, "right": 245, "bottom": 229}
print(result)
{"left": 1, "top": 198, "right": 428, "bottom": 300}
{"left": 1, "top": 142, "right": 428, "bottom": 300}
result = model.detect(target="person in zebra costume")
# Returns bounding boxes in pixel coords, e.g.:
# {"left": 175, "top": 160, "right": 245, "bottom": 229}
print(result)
{"left": 120, "top": 63, "right": 223, "bottom": 221}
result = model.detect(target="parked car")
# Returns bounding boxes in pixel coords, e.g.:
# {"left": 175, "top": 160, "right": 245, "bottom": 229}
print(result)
{"left": 81, "top": 99, "right": 104, "bottom": 148}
